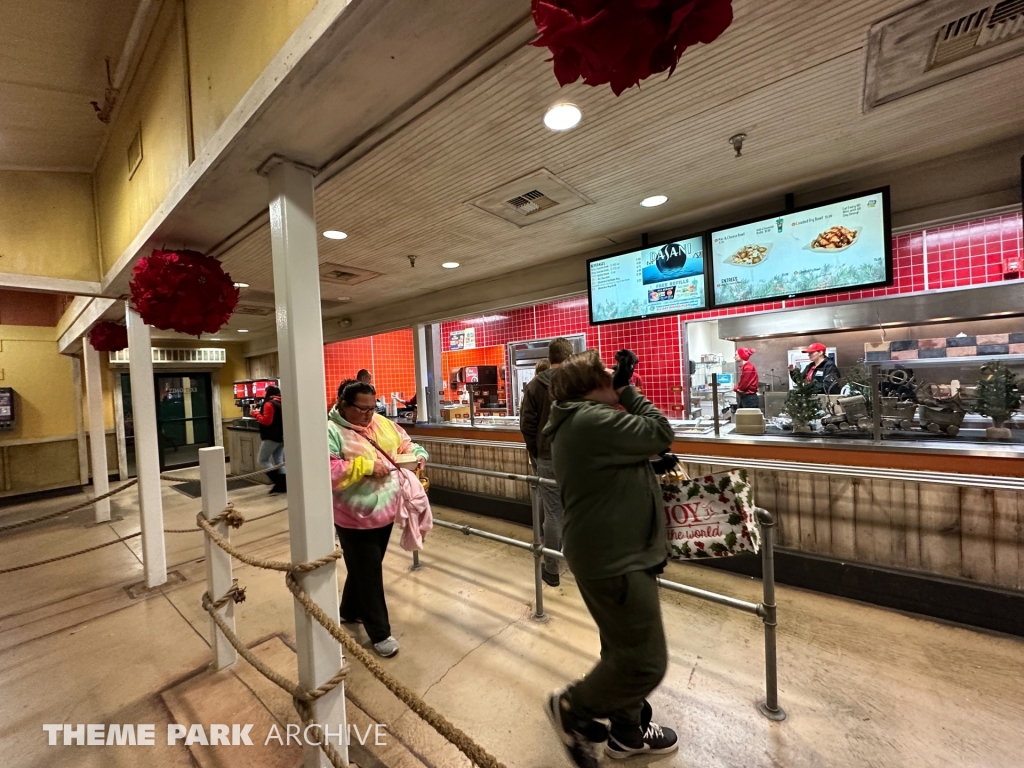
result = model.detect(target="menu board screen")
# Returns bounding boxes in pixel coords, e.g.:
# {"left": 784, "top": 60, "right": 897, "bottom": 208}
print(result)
{"left": 588, "top": 236, "right": 707, "bottom": 324}
{"left": 710, "top": 189, "right": 891, "bottom": 307}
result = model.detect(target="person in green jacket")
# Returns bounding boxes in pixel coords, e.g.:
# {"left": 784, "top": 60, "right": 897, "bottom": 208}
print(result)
{"left": 542, "top": 349, "right": 679, "bottom": 767}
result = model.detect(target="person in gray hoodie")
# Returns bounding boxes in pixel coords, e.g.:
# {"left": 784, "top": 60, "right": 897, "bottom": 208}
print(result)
{"left": 520, "top": 337, "right": 574, "bottom": 587}
{"left": 542, "top": 349, "right": 678, "bottom": 768}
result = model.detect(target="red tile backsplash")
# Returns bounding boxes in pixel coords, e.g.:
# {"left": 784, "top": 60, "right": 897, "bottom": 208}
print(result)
{"left": 327, "top": 212, "right": 1022, "bottom": 418}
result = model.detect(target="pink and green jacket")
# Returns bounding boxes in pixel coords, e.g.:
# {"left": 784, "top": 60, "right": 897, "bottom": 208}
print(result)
{"left": 327, "top": 408, "right": 428, "bottom": 530}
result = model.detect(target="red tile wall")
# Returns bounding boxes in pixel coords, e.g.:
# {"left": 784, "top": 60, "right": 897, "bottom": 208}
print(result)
{"left": 323, "top": 213, "right": 1020, "bottom": 417}
{"left": 322, "top": 329, "right": 416, "bottom": 406}
{"left": 436, "top": 212, "right": 1022, "bottom": 418}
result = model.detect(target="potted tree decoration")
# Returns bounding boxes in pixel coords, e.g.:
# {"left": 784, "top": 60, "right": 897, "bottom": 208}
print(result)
{"left": 785, "top": 379, "right": 820, "bottom": 435}
{"left": 975, "top": 362, "right": 1021, "bottom": 440}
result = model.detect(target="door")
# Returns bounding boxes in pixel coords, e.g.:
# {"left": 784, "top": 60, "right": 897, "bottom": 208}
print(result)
{"left": 120, "top": 373, "right": 136, "bottom": 477}
{"left": 154, "top": 373, "right": 216, "bottom": 470}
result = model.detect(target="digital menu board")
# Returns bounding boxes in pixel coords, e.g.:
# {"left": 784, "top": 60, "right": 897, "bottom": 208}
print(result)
{"left": 588, "top": 236, "right": 708, "bottom": 324}
{"left": 710, "top": 189, "right": 891, "bottom": 308}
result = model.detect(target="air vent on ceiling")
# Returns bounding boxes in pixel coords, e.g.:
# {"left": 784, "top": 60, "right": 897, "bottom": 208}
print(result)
{"left": 864, "top": 0, "right": 1024, "bottom": 110}
{"left": 470, "top": 168, "right": 592, "bottom": 227}
{"left": 109, "top": 347, "right": 226, "bottom": 365}
{"left": 235, "top": 305, "right": 274, "bottom": 316}
{"left": 318, "top": 263, "right": 381, "bottom": 285}
{"left": 930, "top": 1, "right": 1024, "bottom": 67}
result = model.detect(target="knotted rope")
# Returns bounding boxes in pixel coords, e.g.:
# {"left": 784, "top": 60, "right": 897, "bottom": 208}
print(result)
{"left": 0, "top": 479, "right": 138, "bottom": 533}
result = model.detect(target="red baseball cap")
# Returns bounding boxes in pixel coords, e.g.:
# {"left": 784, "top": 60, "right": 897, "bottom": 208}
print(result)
{"left": 802, "top": 343, "right": 827, "bottom": 353}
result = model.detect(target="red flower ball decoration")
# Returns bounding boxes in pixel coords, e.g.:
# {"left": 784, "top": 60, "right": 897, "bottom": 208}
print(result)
{"left": 531, "top": 0, "right": 734, "bottom": 96}
{"left": 88, "top": 321, "right": 129, "bottom": 352}
{"left": 130, "top": 249, "right": 239, "bottom": 337}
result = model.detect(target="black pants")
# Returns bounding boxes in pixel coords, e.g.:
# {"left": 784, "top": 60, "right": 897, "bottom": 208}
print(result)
{"left": 335, "top": 523, "right": 393, "bottom": 643}
{"left": 567, "top": 569, "right": 668, "bottom": 737}
{"left": 738, "top": 393, "right": 760, "bottom": 409}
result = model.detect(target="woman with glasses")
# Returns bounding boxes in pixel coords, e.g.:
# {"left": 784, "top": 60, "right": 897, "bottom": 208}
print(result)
{"left": 327, "top": 379, "right": 428, "bottom": 657}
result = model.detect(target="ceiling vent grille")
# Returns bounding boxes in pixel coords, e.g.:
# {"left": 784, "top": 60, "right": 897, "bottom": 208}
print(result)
{"left": 318, "top": 263, "right": 381, "bottom": 285}
{"left": 109, "top": 348, "right": 226, "bottom": 365}
{"left": 864, "top": 0, "right": 1024, "bottom": 110}
{"left": 470, "top": 169, "right": 592, "bottom": 227}
{"left": 235, "top": 305, "right": 274, "bottom": 316}
{"left": 930, "top": 1, "right": 1024, "bottom": 68}
{"left": 505, "top": 189, "right": 560, "bottom": 216}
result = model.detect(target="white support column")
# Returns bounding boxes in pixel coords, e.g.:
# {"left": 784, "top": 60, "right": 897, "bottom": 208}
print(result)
{"left": 267, "top": 160, "right": 347, "bottom": 768}
{"left": 200, "top": 446, "right": 237, "bottom": 670}
{"left": 413, "top": 324, "right": 428, "bottom": 424}
{"left": 83, "top": 342, "right": 111, "bottom": 523}
{"left": 70, "top": 356, "right": 90, "bottom": 487}
{"left": 126, "top": 304, "right": 168, "bottom": 587}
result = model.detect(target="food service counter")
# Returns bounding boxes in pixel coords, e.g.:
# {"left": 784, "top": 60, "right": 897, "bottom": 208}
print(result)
{"left": 407, "top": 423, "right": 1024, "bottom": 596}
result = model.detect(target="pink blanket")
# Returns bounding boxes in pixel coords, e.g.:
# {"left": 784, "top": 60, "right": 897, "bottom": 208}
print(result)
{"left": 395, "top": 468, "right": 433, "bottom": 551}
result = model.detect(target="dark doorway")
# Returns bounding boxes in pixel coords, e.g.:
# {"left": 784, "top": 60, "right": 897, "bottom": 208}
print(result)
{"left": 154, "top": 373, "right": 216, "bottom": 470}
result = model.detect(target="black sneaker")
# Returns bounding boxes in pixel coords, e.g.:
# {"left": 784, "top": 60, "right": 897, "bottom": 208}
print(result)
{"left": 605, "top": 702, "right": 678, "bottom": 759}
{"left": 542, "top": 570, "right": 560, "bottom": 587}
{"left": 545, "top": 692, "right": 607, "bottom": 768}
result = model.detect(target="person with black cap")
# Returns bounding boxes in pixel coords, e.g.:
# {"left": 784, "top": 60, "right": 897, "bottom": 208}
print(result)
{"left": 790, "top": 342, "right": 840, "bottom": 394}
{"left": 735, "top": 348, "right": 760, "bottom": 409}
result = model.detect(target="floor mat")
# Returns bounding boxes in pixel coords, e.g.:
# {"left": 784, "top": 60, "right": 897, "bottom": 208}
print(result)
{"left": 170, "top": 478, "right": 258, "bottom": 499}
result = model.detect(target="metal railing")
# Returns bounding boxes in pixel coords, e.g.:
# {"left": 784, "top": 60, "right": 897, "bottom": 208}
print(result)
{"left": 420, "top": 461, "right": 786, "bottom": 722}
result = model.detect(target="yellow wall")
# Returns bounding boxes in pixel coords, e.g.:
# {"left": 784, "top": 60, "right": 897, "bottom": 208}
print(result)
{"left": 0, "top": 172, "right": 99, "bottom": 282}
{"left": 184, "top": 0, "right": 318, "bottom": 154}
{"left": 95, "top": 0, "right": 191, "bottom": 273}
{"left": 0, "top": 326, "right": 78, "bottom": 440}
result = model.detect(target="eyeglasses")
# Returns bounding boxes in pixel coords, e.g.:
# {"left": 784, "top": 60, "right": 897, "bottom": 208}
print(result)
{"left": 346, "top": 403, "right": 376, "bottom": 414}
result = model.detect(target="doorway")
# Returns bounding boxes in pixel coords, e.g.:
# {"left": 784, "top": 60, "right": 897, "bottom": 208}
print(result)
{"left": 119, "top": 372, "right": 216, "bottom": 473}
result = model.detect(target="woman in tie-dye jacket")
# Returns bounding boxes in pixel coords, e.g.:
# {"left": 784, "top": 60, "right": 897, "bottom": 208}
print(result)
{"left": 328, "top": 379, "right": 428, "bottom": 658}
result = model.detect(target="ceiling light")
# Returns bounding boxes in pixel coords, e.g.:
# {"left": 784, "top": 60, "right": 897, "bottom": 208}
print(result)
{"left": 641, "top": 195, "right": 668, "bottom": 208}
{"left": 442, "top": 262, "right": 460, "bottom": 269}
{"left": 323, "top": 230, "right": 348, "bottom": 240}
{"left": 210, "top": 338, "right": 221, "bottom": 341}
{"left": 237, "top": 329, "right": 249, "bottom": 333}
{"left": 233, "top": 282, "right": 249, "bottom": 288}
{"left": 543, "top": 103, "right": 582, "bottom": 131}
{"left": 336, "top": 296, "right": 352, "bottom": 302}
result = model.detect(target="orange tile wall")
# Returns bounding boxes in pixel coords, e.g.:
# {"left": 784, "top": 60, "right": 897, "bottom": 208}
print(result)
{"left": 440, "top": 346, "right": 507, "bottom": 401}
{"left": 322, "top": 329, "right": 416, "bottom": 406}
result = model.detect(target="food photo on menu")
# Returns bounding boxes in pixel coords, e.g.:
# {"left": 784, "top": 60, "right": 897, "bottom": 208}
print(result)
{"left": 710, "top": 191, "right": 889, "bottom": 306}
{"left": 588, "top": 236, "right": 707, "bottom": 323}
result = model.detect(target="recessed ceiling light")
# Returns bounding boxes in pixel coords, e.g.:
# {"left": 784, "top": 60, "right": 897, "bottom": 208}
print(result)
{"left": 641, "top": 195, "right": 668, "bottom": 207}
{"left": 210, "top": 338, "right": 221, "bottom": 341}
{"left": 233, "top": 282, "right": 249, "bottom": 288}
{"left": 442, "top": 262, "right": 460, "bottom": 269}
{"left": 543, "top": 103, "right": 582, "bottom": 131}
{"left": 323, "top": 230, "right": 348, "bottom": 240}
{"left": 336, "top": 296, "right": 352, "bottom": 302}
{"left": 237, "top": 329, "right": 249, "bottom": 333}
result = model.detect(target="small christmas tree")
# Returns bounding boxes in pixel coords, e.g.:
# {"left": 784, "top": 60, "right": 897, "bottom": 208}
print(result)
{"left": 975, "top": 362, "right": 1021, "bottom": 438}
{"left": 785, "top": 379, "right": 821, "bottom": 434}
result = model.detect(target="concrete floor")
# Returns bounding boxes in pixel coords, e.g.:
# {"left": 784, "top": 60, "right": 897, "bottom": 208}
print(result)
{"left": 1, "top": 478, "right": 1023, "bottom": 768}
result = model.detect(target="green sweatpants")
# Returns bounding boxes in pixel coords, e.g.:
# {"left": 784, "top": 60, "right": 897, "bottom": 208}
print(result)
{"left": 567, "top": 568, "right": 668, "bottom": 731}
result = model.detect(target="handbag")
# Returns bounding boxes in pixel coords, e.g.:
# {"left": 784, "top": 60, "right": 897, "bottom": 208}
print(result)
{"left": 661, "top": 468, "right": 760, "bottom": 559}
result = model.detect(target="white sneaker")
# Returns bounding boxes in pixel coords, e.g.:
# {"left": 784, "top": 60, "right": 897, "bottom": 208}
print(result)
{"left": 373, "top": 636, "right": 400, "bottom": 658}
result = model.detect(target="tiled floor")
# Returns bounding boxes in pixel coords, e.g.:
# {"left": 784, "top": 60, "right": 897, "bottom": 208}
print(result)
{"left": 2, "top": 481, "right": 1023, "bottom": 767}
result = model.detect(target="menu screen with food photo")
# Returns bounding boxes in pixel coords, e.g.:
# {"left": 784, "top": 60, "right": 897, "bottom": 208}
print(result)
{"left": 588, "top": 236, "right": 708, "bottom": 324}
{"left": 709, "top": 189, "right": 892, "bottom": 307}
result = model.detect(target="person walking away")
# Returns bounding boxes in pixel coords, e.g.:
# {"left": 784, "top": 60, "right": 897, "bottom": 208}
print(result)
{"left": 543, "top": 349, "right": 679, "bottom": 766}
{"left": 789, "top": 342, "right": 841, "bottom": 394}
{"left": 735, "top": 348, "right": 760, "bottom": 409}
{"left": 520, "top": 337, "right": 574, "bottom": 587}
{"left": 253, "top": 385, "right": 286, "bottom": 494}
{"left": 329, "top": 379, "right": 428, "bottom": 658}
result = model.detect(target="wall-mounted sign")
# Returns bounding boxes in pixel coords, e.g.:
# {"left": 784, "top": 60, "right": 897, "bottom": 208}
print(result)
{"left": 449, "top": 328, "right": 476, "bottom": 351}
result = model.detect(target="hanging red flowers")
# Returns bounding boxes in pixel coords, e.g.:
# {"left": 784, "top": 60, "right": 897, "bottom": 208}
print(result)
{"left": 129, "top": 249, "right": 240, "bottom": 337}
{"left": 531, "top": 0, "right": 734, "bottom": 96}
{"left": 88, "top": 321, "right": 129, "bottom": 352}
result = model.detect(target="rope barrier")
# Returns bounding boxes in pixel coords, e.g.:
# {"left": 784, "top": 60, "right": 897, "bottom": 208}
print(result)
{"left": 195, "top": 511, "right": 342, "bottom": 573}
{"left": 0, "top": 532, "right": 143, "bottom": 575}
{"left": 0, "top": 480, "right": 139, "bottom": 533}
{"left": 160, "top": 462, "right": 285, "bottom": 484}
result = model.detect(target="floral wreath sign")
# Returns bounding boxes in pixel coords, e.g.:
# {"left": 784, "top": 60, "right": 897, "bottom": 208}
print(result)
{"left": 662, "top": 468, "right": 759, "bottom": 559}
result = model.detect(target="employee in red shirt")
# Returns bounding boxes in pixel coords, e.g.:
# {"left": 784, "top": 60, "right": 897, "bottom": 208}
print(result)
{"left": 253, "top": 385, "right": 286, "bottom": 494}
{"left": 735, "top": 348, "right": 760, "bottom": 409}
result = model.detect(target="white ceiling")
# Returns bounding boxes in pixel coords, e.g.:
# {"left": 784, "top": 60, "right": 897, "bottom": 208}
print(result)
{"left": 0, "top": 0, "right": 142, "bottom": 171}
{"left": 209, "top": 0, "right": 1024, "bottom": 343}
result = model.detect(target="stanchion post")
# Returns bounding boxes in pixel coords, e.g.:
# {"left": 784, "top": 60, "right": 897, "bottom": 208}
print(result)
{"left": 711, "top": 373, "right": 721, "bottom": 438}
{"left": 200, "top": 446, "right": 237, "bottom": 670}
{"left": 529, "top": 474, "right": 548, "bottom": 623}
{"left": 411, "top": 549, "right": 421, "bottom": 571}
{"left": 756, "top": 508, "right": 786, "bottom": 721}
{"left": 83, "top": 343, "right": 111, "bottom": 523}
